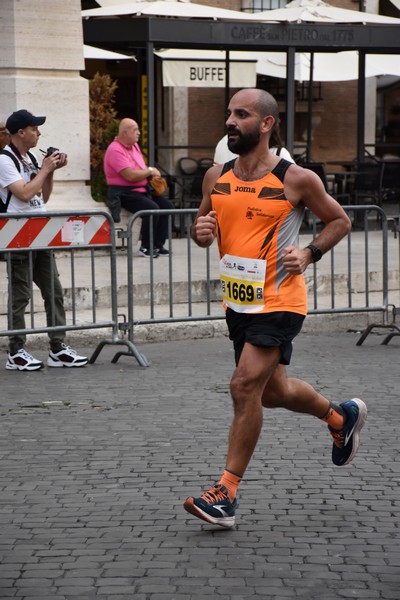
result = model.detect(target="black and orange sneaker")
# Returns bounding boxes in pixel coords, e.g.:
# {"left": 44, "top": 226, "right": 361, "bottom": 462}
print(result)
{"left": 183, "top": 483, "right": 237, "bottom": 527}
{"left": 329, "top": 398, "right": 367, "bottom": 466}
{"left": 184, "top": 483, "right": 237, "bottom": 528}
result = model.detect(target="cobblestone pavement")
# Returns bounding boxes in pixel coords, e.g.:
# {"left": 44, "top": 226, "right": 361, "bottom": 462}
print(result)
{"left": 0, "top": 332, "right": 399, "bottom": 600}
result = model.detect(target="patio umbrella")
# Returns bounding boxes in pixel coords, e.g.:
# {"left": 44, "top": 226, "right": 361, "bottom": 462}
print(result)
{"left": 250, "top": 0, "right": 400, "bottom": 24}
{"left": 82, "top": 1, "right": 246, "bottom": 20}
{"left": 83, "top": 44, "right": 135, "bottom": 60}
{"left": 95, "top": 0, "right": 400, "bottom": 22}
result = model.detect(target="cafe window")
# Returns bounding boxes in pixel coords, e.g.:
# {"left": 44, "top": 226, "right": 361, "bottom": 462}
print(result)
{"left": 241, "top": 0, "right": 288, "bottom": 11}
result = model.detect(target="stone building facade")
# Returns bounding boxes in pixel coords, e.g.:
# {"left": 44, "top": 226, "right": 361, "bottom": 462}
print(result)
{"left": 0, "top": 0, "right": 96, "bottom": 208}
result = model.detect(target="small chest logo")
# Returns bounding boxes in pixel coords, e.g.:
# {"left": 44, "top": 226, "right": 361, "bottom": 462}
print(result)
{"left": 234, "top": 186, "right": 256, "bottom": 193}
{"left": 246, "top": 210, "right": 254, "bottom": 220}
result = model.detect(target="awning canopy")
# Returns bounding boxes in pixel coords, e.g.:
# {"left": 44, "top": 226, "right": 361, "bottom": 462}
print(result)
{"left": 161, "top": 59, "right": 257, "bottom": 88}
{"left": 154, "top": 49, "right": 256, "bottom": 87}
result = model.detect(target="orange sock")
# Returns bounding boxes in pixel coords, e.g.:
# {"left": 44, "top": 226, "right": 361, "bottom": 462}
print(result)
{"left": 320, "top": 403, "right": 345, "bottom": 430}
{"left": 219, "top": 469, "right": 242, "bottom": 502}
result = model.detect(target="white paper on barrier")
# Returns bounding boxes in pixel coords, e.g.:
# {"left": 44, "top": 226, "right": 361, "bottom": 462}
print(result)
{"left": 61, "top": 220, "right": 85, "bottom": 244}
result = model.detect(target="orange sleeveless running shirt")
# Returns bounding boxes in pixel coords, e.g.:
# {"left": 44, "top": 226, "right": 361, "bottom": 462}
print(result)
{"left": 211, "top": 159, "right": 307, "bottom": 316}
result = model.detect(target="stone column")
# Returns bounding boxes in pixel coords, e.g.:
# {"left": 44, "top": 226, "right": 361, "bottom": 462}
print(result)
{"left": 157, "top": 87, "right": 189, "bottom": 176}
{"left": 365, "top": 78, "right": 378, "bottom": 152}
{"left": 0, "top": 0, "right": 98, "bottom": 209}
{"left": 365, "top": 0, "right": 379, "bottom": 154}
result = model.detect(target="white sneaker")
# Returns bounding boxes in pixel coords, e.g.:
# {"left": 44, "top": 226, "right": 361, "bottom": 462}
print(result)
{"left": 47, "top": 343, "right": 88, "bottom": 368}
{"left": 6, "top": 349, "right": 44, "bottom": 371}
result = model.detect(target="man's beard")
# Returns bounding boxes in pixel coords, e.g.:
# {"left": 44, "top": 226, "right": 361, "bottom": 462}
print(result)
{"left": 227, "top": 128, "right": 260, "bottom": 156}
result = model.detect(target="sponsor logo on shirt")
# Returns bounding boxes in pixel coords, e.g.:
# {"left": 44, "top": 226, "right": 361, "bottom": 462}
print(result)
{"left": 234, "top": 186, "right": 256, "bottom": 193}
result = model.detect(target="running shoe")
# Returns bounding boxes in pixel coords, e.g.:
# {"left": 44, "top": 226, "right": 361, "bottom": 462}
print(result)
{"left": 329, "top": 398, "right": 367, "bottom": 466}
{"left": 6, "top": 348, "right": 44, "bottom": 371}
{"left": 184, "top": 483, "right": 237, "bottom": 528}
{"left": 47, "top": 344, "right": 88, "bottom": 368}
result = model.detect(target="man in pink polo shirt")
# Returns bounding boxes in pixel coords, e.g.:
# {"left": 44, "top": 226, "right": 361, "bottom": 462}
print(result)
{"left": 104, "top": 118, "right": 174, "bottom": 257}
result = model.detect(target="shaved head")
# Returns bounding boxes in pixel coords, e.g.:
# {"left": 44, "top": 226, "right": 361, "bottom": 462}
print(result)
{"left": 231, "top": 88, "right": 279, "bottom": 128}
{"left": 226, "top": 88, "right": 280, "bottom": 156}
{"left": 255, "top": 90, "right": 279, "bottom": 124}
{"left": 119, "top": 118, "right": 138, "bottom": 135}
{"left": 116, "top": 118, "right": 141, "bottom": 146}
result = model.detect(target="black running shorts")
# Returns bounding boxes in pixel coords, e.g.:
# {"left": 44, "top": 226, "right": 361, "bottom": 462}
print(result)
{"left": 226, "top": 308, "right": 305, "bottom": 366}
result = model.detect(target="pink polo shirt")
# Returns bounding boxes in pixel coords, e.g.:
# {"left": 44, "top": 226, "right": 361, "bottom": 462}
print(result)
{"left": 104, "top": 139, "right": 148, "bottom": 192}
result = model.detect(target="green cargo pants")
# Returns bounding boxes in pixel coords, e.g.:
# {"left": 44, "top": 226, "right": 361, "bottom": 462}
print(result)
{"left": 7, "top": 250, "right": 66, "bottom": 355}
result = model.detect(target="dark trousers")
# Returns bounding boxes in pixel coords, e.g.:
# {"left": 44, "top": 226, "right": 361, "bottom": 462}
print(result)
{"left": 7, "top": 250, "right": 66, "bottom": 354}
{"left": 107, "top": 186, "right": 174, "bottom": 249}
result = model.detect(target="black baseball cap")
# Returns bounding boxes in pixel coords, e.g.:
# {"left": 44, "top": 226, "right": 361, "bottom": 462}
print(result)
{"left": 6, "top": 109, "right": 46, "bottom": 135}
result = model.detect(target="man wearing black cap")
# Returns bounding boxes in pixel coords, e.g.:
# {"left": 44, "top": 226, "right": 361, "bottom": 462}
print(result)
{"left": 0, "top": 109, "right": 88, "bottom": 371}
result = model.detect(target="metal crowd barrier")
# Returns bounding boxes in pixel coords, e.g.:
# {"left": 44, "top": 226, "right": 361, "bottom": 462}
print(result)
{"left": 0, "top": 210, "right": 147, "bottom": 366}
{"left": 91, "top": 208, "right": 222, "bottom": 367}
{"left": 306, "top": 205, "right": 389, "bottom": 315}
{"left": 0, "top": 206, "right": 396, "bottom": 369}
{"left": 109, "top": 205, "right": 394, "bottom": 363}
{"left": 305, "top": 205, "right": 399, "bottom": 344}
{"left": 356, "top": 212, "right": 400, "bottom": 345}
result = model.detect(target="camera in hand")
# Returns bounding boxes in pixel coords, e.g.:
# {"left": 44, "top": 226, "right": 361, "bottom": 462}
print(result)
{"left": 39, "top": 146, "right": 67, "bottom": 159}
{"left": 45, "top": 146, "right": 60, "bottom": 157}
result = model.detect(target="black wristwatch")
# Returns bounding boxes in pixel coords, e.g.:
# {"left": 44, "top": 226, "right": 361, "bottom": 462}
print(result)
{"left": 306, "top": 244, "right": 323, "bottom": 263}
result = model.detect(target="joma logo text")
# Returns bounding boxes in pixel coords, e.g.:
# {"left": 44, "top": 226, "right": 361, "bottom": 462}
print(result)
{"left": 234, "top": 186, "right": 256, "bottom": 193}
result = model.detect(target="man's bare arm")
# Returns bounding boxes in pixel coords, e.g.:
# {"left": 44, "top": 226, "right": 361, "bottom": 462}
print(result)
{"left": 190, "top": 166, "right": 221, "bottom": 248}
{"left": 8, "top": 152, "right": 67, "bottom": 204}
{"left": 119, "top": 165, "right": 161, "bottom": 183}
{"left": 282, "top": 166, "right": 352, "bottom": 274}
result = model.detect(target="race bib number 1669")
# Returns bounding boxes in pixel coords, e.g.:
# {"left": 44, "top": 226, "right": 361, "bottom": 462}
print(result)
{"left": 219, "top": 254, "right": 266, "bottom": 313}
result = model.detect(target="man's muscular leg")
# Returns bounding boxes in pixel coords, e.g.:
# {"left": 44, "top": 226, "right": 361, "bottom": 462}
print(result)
{"left": 259, "top": 362, "right": 367, "bottom": 470}
{"left": 225, "top": 343, "right": 281, "bottom": 477}
{"left": 183, "top": 343, "right": 282, "bottom": 523}
{"left": 262, "top": 363, "right": 332, "bottom": 417}
{"left": 261, "top": 365, "right": 345, "bottom": 434}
